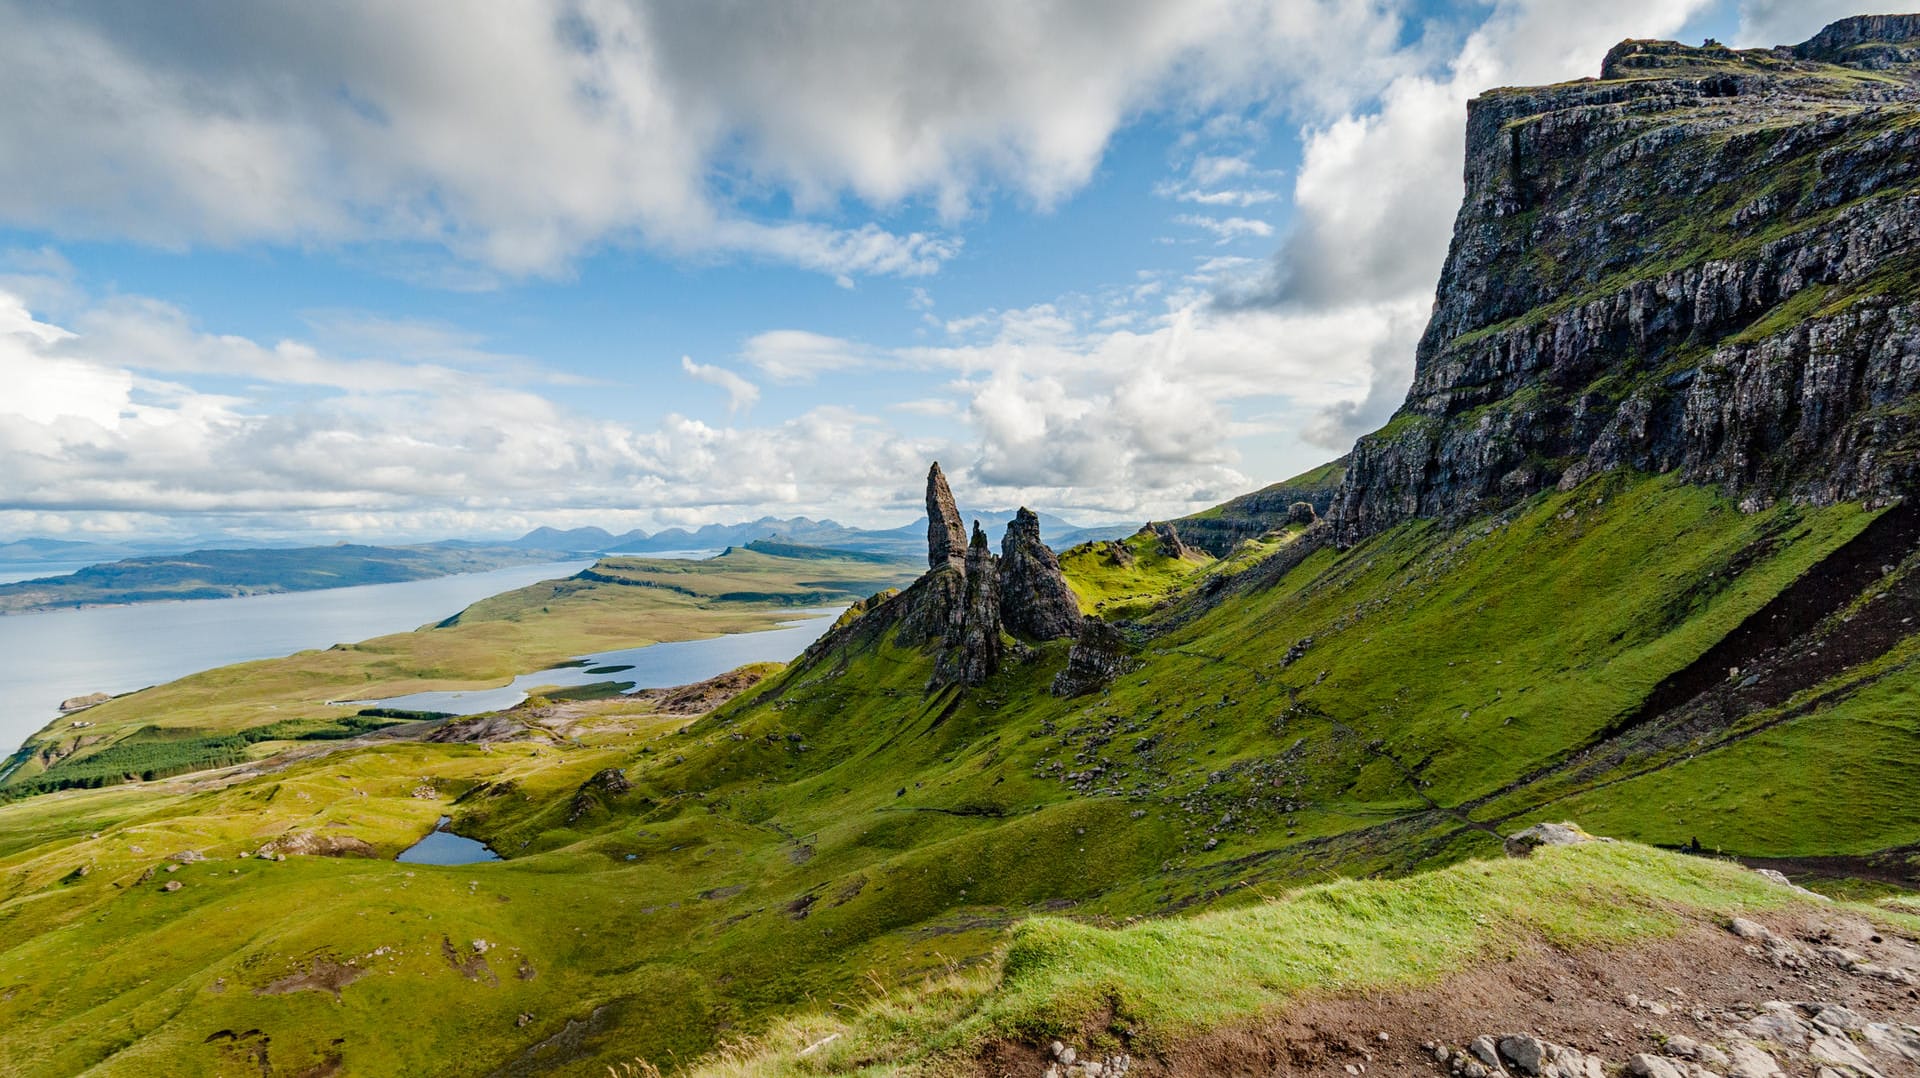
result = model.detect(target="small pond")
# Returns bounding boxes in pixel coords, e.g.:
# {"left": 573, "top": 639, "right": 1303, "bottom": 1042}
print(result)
{"left": 396, "top": 816, "right": 501, "bottom": 865}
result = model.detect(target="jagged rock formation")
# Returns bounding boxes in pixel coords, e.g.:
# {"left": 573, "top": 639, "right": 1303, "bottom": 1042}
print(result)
{"left": 925, "top": 462, "right": 968, "bottom": 569}
{"left": 1330, "top": 16, "right": 1920, "bottom": 546}
{"left": 999, "top": 508, "right": 1083, "bottom": 641}
{"left": 934, "top": 523, "right": 1003, "bottom": 687}
{"left": 807, "top": 467, "right": 1086, "bottom": 689}
{"left": 1146, "top": 521, "right": 1193, "bottom": 560}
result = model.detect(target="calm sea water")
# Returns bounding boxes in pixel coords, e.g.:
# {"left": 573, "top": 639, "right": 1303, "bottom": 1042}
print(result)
{"left": 0, "top": 560, "right": 593, "bottom": 754}
{"left": 362, "top": 608, "right": 840, "bottom": 716}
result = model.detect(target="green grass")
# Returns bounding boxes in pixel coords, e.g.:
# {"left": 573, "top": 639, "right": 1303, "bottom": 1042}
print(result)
{"left": 1058, "top": 530, "right": 1215, "bottom": 617}
{"left": 0, "top": 473, "right": 1915, "bottom": 1075}
{"left": 660, "top": 842, "right": 1836, "bottom": 1076}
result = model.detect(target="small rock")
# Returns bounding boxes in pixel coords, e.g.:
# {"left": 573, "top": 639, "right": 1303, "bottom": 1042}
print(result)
{"left": 515, "top": 1012, "right": 532, "bottom": 1027}
{"left": 1724, "top": 1041, "right": 1783, "bottom": 1078}
{"left": 1470, "top": 1035, "right": 1502, "bottom": 1068}
{"left": 1727, "top": 917, "right": 1771, "bottom": 941}
{"left": 1809, "top": 1033, "right": 1883, "bottom": 1077}
{"left": 161, "top": 880, "right": 182, "bottom": 892}
{"left": 1050, "top": 1041, "right": 1066, "bottom": 1060}
{"left": 1628, "top": 1054, "right": 1686, "bottom": 1078}
{"left": 1377, "top": 1031, "right": 1390, "bottom": 1043}
{"left": 1499, "top": 1034, "right": 1548, "bottom": 1076}
{"left": 1663, "top": 1035, "right": 1729, "bottom": 1067}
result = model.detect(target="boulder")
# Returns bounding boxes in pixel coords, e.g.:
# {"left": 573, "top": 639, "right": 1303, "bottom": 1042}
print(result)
{"left": 1286, "top": 501, "right": 1317, "bottom": 526}
{"left": 1504, "top": 821, "right": 1598, "bottom": 856}
{"left": 1051, "top": 620, "right": 1135, "bottom": 697}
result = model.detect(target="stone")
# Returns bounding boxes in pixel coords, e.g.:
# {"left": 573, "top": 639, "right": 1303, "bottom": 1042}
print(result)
{"left": 1663, "top": 1035, "right": 1729, "bottom": 1067}
{"left": 1724, "top": 1041, "right": 1783, "bottom": 1078}
{"left": 925, "top": 462, "right": 968, "bottom": 570}
{"left": 1628, "top": 1055, "right": 1686, "bottom": 1078}
{"left": 169, "top": 849, "right": 206, "bottom": 863}
{"left": 1727, "top": 917, "right": 1772, "bottom": 941}
{"left": 1146, "top": 521, "right": 1192, "bottom": 559}
{"left": 1287, "top": 501, "right": 1317, "bottom": 526}
{"left": 1051, "top": 619, "right": 1134, "bottom": 697}
{"left": 161, "top": 880, "right": 182, "bottom": 892}
{"left": 1504, "top": 821, "right": 1595, "bottom": 856}
{"left": 1469, "top": 1035, "right": 1502, "bottom": 1068}
{"left": 1499, "top": 1034, "right": 1548, "bottom": 1075}
{"left": 1751, "top": 868, "right": 1830, "bottom": 901}
{"left": 1743, "top": 1010, "right": 1806, "bottom": 1046}
{"left": 999, "top": 508, "right": 1082, "bottom": 641}
{"left": 1809, "top": 1034, "right": 1883, "bottom": 1077}
{"left": 1862, "top": 1022, "right": 1920, "bottom": 1062}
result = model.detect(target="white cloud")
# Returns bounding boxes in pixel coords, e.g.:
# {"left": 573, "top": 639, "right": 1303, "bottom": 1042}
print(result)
{"left": 0, "top": 1, "right": 1421, "bottom": 282}
{"left": 1227, "top": 0, "right": 1714, "bottom": 448}
{"left": 680, "top": 356, "right": 759, "bottom": 414}
{"left": 1175, "top": 215, "right": 1276, "bottom": 244}
{"left": 739, "top": 330, "right": 878, "bottom": 383}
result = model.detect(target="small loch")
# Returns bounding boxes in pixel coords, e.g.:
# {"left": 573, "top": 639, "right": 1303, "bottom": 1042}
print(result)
{"left": 396, "top": 816, "right": 501, "bottom": 865}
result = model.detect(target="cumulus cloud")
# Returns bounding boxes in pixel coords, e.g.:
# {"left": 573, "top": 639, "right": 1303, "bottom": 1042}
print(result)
{"left": 0, "top": 286, "right": 943, "bottom": 532}
{"left": 0, "top": 0, "right": 1419, "bottom": 281}
{"left": 740, "top": 330, "right": 879, "bottom": 383}
{"left": 1224, "top": 0, "right": 1713, "bottom": 449}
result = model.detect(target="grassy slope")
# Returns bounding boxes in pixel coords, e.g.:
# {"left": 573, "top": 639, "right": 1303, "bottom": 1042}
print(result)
{"left": 0, "top": 474, "right": 1916, "bottom": 1075}
{"left": 2, "top": 547, "right": 918, "bottom": 794}
{"left": 677, "top": 841, "right": 1910, "bottom": 1076}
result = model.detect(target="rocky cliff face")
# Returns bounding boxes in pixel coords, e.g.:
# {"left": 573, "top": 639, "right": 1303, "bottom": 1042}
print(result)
{"left": 999, "top": 507, "right": 1083, "bottom": 641}
{"left": 1330, "top": 15, "right": 1920, "bottom": 546}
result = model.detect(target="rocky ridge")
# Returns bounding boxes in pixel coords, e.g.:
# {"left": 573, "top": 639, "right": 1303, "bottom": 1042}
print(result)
{"left": 1329, "top": 15, "right": 1920, "bottom": 546}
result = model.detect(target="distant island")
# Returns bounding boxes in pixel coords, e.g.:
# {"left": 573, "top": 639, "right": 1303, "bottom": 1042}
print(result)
{"left": 0, "top": 543, "right": 573, "bottom": 615}
{"left": 0, "top": 510, "right": 1136, "bottom": 615}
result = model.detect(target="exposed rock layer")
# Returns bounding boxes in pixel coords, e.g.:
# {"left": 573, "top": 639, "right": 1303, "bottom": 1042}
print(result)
{"left": 999, "top": 508, "right": 1083, "bottom": 642}
{"left": 1329, "top": 16, "right": 1920, "bottom": 545}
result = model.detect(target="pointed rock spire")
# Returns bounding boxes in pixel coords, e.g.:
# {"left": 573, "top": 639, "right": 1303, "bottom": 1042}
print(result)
{"left": 999, "top": 507, "right": 1082, "bottom": 641}
{"left": 925, "top": 462, "right": 968, "bottom": 570}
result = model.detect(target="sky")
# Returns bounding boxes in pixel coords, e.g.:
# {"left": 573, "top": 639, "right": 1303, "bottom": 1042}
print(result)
{"left": 0, "top": 0, "right": 1903, "bottom": 543}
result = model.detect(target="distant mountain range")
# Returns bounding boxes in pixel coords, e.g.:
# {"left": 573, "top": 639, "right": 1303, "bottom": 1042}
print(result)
{"left": 0, "top": 509, "right": 1136, "bottom": 614}
{"left": 495, "top": 510, "right": 1135, "bottom": 557}
{"left": 0, "top": 510, "right": 1136, "bottom": 569}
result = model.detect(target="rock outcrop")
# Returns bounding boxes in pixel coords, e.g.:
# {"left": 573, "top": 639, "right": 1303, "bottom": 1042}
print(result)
{"left": 999, "top": 508, "right": 1082, "bottom": 641}
{"left": 925, "top": 462, "right": 968, "bottom": 569}
{"left": 1147, "top": 522, "right": 1192, "bottom": 560}
{"left": 804, "top": 466, "right": 1099, "bottom": 689}
{"left": 1329, "top": 16, "right": 1920, "bottom": 546}
{"left": 1051, "top": 620, "right": 1134, "bottom": 698}
{"left": 934, "top": 523, "right": 1004, "bottom": 687}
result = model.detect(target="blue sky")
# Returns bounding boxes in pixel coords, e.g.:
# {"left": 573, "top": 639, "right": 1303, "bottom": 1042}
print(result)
{"left": 0, "top": 0, "right": 1885, "bottom": 542}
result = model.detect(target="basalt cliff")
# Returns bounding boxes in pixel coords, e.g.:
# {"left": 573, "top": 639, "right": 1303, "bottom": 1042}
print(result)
{"left": 1330, "top": 14, "right": 1920, "bottom": 545}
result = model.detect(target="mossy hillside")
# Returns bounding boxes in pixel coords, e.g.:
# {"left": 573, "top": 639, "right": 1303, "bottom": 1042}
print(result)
{"left": 1, "top": 474, "right": 1916, "bottom": 1074}
{"left": 1056, "top": 531, "right": 1215, "bottom": 617}
{"left": 3, "top": 546, "right": 917, "bottom": 795}
{"left": 661, "top": 842, "right": 1856, "bottom": 1076}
